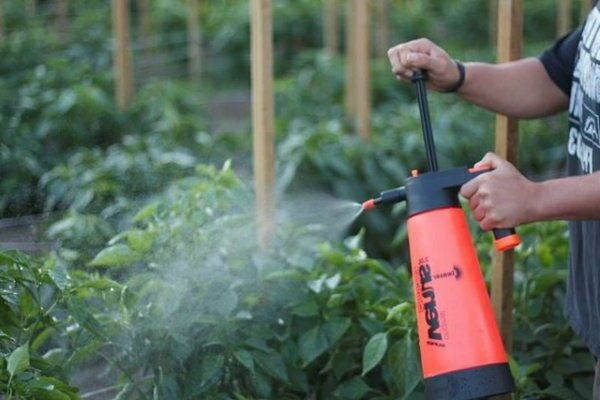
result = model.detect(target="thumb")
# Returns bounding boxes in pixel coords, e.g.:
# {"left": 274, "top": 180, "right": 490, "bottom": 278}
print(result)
{"left": 474, "top": 152, "right": 504, "bottom": 169}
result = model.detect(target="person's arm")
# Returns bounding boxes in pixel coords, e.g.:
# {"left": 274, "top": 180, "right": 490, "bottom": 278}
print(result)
{"left": 459, "top": 58, "right": 568, "bottom": 118}
{"left": 387, "top": 38, "right": 569, "bottom": 119}
{"left": 460, "top": 153, "right": 600, "bottom": 230}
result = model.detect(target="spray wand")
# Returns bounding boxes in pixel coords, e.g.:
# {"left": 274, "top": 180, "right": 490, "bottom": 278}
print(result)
{"left": 360, "top": 70, "right": 518, "bottom": 399}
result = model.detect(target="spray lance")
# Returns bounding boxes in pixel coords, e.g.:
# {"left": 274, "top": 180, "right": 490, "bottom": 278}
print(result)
{"left": 362, "top": 70, "right": 518, "bottom": 400}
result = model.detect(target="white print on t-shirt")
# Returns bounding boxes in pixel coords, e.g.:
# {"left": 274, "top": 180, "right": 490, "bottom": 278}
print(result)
{"left": 569, "top": 5, "right": 600, "bottom": 173}
{"left": 568, "top": 127, "right": 594, "bottom": 172}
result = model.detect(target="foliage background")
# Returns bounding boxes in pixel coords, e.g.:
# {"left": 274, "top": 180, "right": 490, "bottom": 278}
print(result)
{"left": 0, "top": 0, "right": 592, "bottom": 399}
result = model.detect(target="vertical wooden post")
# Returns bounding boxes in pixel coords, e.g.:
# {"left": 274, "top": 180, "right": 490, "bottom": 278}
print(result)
{"left": 344, "top": 0, "right": 356, "bottom": 118}
{"left": 581, "top": 0, "right": 593, "bottom": 22}
{"left": 492, "top": 0, "right": 522, "bottom": 364}
{"left": 138, "top": 0, "right": 151, "bottom": 50}
{"left": 112, "top": 0, "right": 134, "bottom": 109}
{"left": 187, "top": 0, "right": 202, "bottom": 83}
{"left": 557, "top": 0, "right": 572, "bottom": 37}
{"left": 56, "top": 0, "right": 69, "bottom": 41}
{"left": 323, "top": 0, "right": 338, "bottom": 55}
{"left": 251, "top": 0, "right": 275, "bottom": 247}
{"left": 375, "top": 0, "right": 390, "bottom": 59}
{"left": 354, "top": 0, "right": 371, "bottom": 140}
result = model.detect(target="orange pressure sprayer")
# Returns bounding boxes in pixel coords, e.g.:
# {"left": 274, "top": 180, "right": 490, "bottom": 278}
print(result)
{"left": 362, "top": 71, "right": 518, "bottom": 399}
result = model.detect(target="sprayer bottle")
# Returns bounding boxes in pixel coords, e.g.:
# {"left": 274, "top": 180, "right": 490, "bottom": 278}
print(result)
{"left": 362, "top": 71, "right": 518, "bottom": 399}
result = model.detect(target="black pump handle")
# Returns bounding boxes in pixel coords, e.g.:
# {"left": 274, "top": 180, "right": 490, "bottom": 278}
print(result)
{"left": 412, "top": 70, "right": 438, "bottom": 172}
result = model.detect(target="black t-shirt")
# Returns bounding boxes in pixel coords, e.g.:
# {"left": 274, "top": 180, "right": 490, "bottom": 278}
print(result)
{"left": 539, "top": 2, "right": 600, "bottom": 357}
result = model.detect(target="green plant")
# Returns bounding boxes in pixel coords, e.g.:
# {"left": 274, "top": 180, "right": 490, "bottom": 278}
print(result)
{"left": 55, "top": 162, "right": 421, "bottom": 399}
{"left": 509, "top": 221, "right": 595, "bottom": 399}
{"left": 0, "top": 249, "right": 123, "bottom": 399}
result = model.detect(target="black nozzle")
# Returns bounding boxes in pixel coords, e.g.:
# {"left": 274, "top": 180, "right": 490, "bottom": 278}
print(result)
{"left": 362, "top": 187, "right": 406, "bottom": 211}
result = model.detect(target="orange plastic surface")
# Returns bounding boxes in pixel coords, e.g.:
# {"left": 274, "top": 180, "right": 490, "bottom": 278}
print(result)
{"left": 361, "top": 199, "right": 376, "bottom": 211}
{"left": 468, "top": 163, "right": 492, "bottom": 173}
{"left": 407, "top": 207, "right": 508, "bottom": 379}
{"left": 495, "top": 234, "right": 521, "bottom": 251}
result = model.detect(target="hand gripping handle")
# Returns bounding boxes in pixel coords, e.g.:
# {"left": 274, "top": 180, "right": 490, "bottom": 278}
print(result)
{"left": 468, "top": 165, "right": 520, "bottom": 251}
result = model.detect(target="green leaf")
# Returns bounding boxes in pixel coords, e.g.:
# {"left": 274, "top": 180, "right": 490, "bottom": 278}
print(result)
{"left": 334, "top": 377, "right": 372, "bottom": 400}
{"left": 186, "top": 353, "right": 225, "bottom": 397}
{"left": 388, "top": 334, "right": 421, "bottom": 398}
{"left": 323, "top": 317, "right": 351, "bottom": 346}
{"left": 384, "top": 302, "right": 412, "bottom": 323}
{"left": 330, "top": 351, "right": 355, "bottom": 380}
{"left": 77, "top": 277, "right": 122, "bottom": 291}
{"left": 252, "top": 370, "right": 272, "bottom": 398}
{"left": 233, "top": 349, "right": 255, "bottom": 374}
{"left": 7, "top": 343, "right": 29, "bottom": 377}
{"left": 126, "top": 229, "right": 156, "bottom": 253}
{"left": 0, "top": 251, "right": 20, "bottom": 266}
{"left": 132, "top": 201, "right": 160, "bottom": 223}
{"left": 89, "top": 244, "right": 141, "bottom": 268}
{"left": 541, "top": 384, "right": 583, "bottom": 399}
{"left": 291, "top": 300, "right": 319, "bottom": 317}
{"left": 66, "top": 297, "right": 107, "bottom": 339}
{"left": 253, "top": 351, "right": 290, "bottom": 384}
{"left": 362, "top": 332, "right": 388, "bottom": 376}
{"left": 27, "top": 377, "right": 79, "bottom": 400}
{"left": 299, "top": 325, "right": 329, "bottom": 365}
{"left": 44, "top": 260, "right": 69, "bottom": 291}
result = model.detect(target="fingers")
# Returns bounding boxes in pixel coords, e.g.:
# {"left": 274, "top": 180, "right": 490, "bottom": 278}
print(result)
{"left": 460, "top": 152, "right": 508, "bottom": 231}
{"left": 387, "top": 38, "right": 438, "bottom": 77}
{"left": 470, "top": 197, "right": 499, "bottom": 231}
{"left": 460, "top": 176, "right": 480, "bottom": 199}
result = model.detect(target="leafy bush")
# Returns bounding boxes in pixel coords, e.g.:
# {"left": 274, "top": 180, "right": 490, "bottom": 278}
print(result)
{"left": 35, "top": 160, "right": 591, "bottom": 399}
{"left": 46, "top": 162, "right": 420, "bottom": 399}
{"left": 0, "top": 10, "right": 117, "bottom": 217}
{"left": 0, "top": 249, "right": 123, "bottom": 399}
{"left": 509, "top": 221, "right": 595, "bottom": 399}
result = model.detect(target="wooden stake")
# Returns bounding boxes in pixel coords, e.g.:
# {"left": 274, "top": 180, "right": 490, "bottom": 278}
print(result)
{"left": 251, "top": 0, "right": 275, "bottom": 247}
{"left": 492, "top": 0, "right": 522, "bottom": 362}
{"left": 323, "top": 0, "right": 339, "bottom": 55}
{"left": 344, "top": 0, "right": 356, "bottom": 118}
{"left": 187, "top": 0, "right": 202, "bottom": 83}
{"left": 354, "top": 0, "right": 371, "bottom": 141}
{"left": 112, "top": 0, "right": 134, "bottom": 110}
{"left": 557, "top": 0, "right": 572, "bottom": 37}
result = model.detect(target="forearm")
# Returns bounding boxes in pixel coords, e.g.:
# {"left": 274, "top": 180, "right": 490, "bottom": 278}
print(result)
{"left": 531, "top": 173, "right": 600, "bottom": 222}
{"left": 458, "top": 58, "right": 569, "bottom": 119}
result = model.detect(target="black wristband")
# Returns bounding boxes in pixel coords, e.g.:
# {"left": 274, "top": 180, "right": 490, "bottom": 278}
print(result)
{"left": 443, "top": 60, "right": 466, "bottom": 93}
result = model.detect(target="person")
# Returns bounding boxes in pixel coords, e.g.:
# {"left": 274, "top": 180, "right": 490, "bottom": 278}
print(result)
{"left": 387, "top": 2, "right": 600, "bottom": 398}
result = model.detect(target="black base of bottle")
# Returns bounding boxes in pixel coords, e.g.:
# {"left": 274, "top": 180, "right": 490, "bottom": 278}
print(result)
{"left": 424, "top": 362, "right": 515, "bottom": 400}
